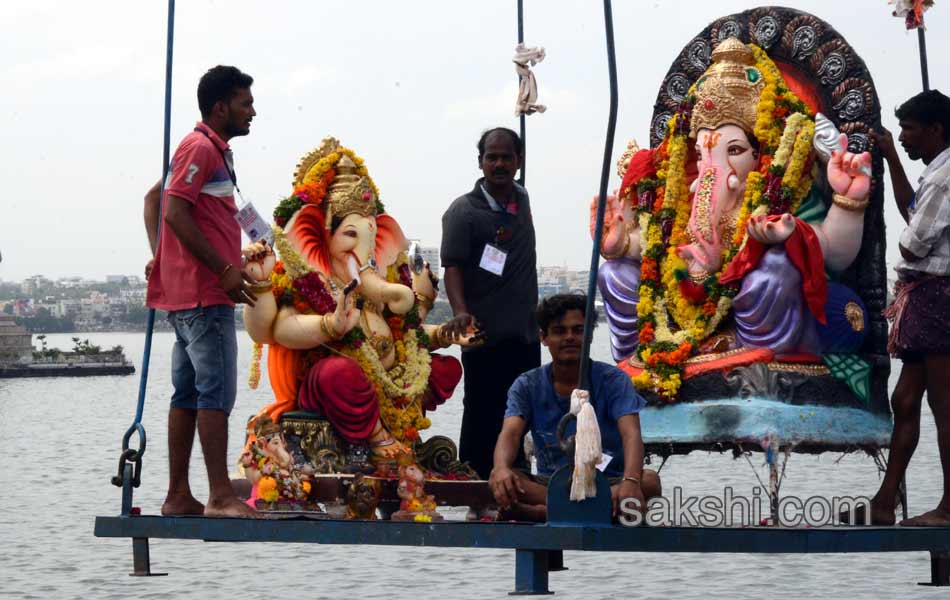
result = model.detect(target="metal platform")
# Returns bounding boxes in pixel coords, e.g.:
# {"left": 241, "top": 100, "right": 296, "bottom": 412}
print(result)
{"left": 94, "top": 514, "right": 950, "bottom": 594}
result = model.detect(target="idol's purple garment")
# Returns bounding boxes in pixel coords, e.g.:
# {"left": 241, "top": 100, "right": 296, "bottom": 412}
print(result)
{"left": 597, "top": 257, "right": 641, "bottom": 362}
{"left": 597, "top": 248, "right": 819, "bottom": 362}
{"left": 732, "top": 246, "right": 820, "bottom": 354}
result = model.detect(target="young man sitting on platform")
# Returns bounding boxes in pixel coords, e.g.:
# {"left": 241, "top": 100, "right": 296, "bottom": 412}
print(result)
{"left": 489, "top": 293, "right": 661, "bottom": 521}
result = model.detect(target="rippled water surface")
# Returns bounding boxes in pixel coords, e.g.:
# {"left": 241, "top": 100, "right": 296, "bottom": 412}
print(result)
{"left": 0, "top": 331, "right": 945, "bottom": 599}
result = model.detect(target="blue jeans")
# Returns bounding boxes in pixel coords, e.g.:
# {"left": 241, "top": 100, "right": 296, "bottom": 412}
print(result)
{"left": 168, "top": 304, "right": 238, "bottom": 415}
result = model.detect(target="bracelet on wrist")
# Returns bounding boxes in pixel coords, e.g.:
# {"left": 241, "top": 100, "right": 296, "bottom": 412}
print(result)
{"left": 831, "top": 193, "right": 869, "bottom": 212}
{"left": 622, "top": 475, "right": 641, "bottom": 486}
{"left": 218, "top": 263, "right": 233, "bottom": 279}
{"left": 320, "top": 314, "right": 340, "bottom": 340}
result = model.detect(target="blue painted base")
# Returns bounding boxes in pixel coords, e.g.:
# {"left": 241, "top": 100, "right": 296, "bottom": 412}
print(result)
{"left": 95, "top": 515, "right": 950, "bottom": 591}
{"left": 640, "top": 397, "right": 892, "bottom": 452}
{"left": 546, "top": 467, "right": 612, "bottom": 526}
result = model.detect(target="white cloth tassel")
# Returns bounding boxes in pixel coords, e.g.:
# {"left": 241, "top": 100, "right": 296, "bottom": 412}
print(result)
{"left": 513, "top": 43, "right": 547, "bottom": 116}
{"left": 569, "top": 389, "right": 602, "bottom": 501}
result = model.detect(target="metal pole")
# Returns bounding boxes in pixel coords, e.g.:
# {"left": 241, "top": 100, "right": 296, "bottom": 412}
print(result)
{"left": 577, "top": 0, "right": 618, "bottom": 391}
{"left": 517, "top": 0, "right": 526, "bottom": 186}
{"left": 917, "top": 27, "right": 930, "bottom": 91}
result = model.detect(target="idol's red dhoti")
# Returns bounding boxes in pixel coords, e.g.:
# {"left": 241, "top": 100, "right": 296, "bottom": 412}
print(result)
{"left": 298, "top": 356, "right": 379, "bottom": 443}
{"left": 296, "top": 353, "right": 462, "bottom": 443}
{"left": 423, "top": 353, "right": 463, "bottom": 411}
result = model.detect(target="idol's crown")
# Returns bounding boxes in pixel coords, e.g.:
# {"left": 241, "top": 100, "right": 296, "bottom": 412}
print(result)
{"left": 689, "top": 38, "right": 765, "bottom": 138}
{"left": 325, "top": 155, "right": 377, "bottom": 225}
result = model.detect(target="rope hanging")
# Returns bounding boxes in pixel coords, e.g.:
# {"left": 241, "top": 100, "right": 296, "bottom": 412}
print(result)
{"left": 513, "top": 43, "right": 547, "bottom": 116}
{"left": 569, "top": 389, "right": 602, "bottom": 501}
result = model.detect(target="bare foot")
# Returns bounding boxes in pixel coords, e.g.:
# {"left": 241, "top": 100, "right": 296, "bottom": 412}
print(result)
{"left": 497, "top": 502, "right": 546, "bottom": 523}
{"left": 161, "top": 493, "right": 205, "bottom": 516}
{"left": 204, "top": 496, "right": 258, "bottom": 518}
{"left": 900, "top": 507, "right": 950, "bottom": 527}
{"left": 838, "top": 503, "right": 895, "bottom": 526}
{"left": 369, "top": 434, "right": 410, "bottom": 461}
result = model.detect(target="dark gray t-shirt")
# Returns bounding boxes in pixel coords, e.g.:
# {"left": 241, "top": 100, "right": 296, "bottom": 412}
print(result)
{"left": 441, "top": 179, "right": 539, "bottom": 348}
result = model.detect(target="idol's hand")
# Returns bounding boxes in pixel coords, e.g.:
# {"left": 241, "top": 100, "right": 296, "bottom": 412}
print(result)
{"left": 827, "top": 133, "right": 872, "bottom": 201}
{"left": 747, "top": 213, "right": 796, "bottom": 246}
{"left": 242, "top": 240, "right": 276, "bottom": 282}
{"left": 454, "top": 325, "right": 487, "bottom": 347}
{"left": 328, "top": 279, "right": 360, "bottom": 338}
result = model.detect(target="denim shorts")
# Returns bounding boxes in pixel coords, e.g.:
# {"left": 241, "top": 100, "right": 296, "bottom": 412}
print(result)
{"left": 167, "top": 304, "right": 237, "bottom": 415}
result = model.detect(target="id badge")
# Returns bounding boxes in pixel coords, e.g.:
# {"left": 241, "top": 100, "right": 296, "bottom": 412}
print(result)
{"left": 596, "top": 452, "right": 613, "bottom": 473}
{"left": 479, "top": 244, "right": 508, "bottom": 276}
{"left": 233, "top": 194, "right": 274, "bottom": 244}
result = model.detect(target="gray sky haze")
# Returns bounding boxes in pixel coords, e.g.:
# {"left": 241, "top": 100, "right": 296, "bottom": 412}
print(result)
{"left": 1, "top": 1, "right": 946, "bottom": 281}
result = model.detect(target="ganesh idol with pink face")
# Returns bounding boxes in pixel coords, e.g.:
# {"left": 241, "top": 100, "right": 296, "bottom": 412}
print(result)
{"left": 239, "top": 137, "right": 480, "bottom": 462}
{"left": 592, "top": 38, "right": 872, "bottom": 399}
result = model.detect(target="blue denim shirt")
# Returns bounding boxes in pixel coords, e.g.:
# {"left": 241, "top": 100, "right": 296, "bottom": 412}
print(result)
{"left": 504, "top": 361, "right": 646, "bottom": 478}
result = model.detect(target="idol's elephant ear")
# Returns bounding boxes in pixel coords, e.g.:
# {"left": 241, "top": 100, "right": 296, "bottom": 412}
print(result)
{"left": 375, "top": 214, "right": 409, "bottom": 270}
{"left": 285, "top": 204, "right": 331, "bottom": 276}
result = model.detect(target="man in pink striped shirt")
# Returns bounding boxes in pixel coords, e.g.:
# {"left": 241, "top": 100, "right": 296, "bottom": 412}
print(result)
{"left": 144, "top": 65, "right": 258, "bottom": 518}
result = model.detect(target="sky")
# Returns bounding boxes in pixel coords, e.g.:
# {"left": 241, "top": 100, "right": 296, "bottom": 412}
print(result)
{"left": 1, "top": 0, "right": 947, "bottom": 282}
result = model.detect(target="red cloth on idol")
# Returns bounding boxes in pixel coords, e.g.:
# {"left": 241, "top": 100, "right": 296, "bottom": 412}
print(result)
{"left": 423, "top": 354, "right": 462, "bottom": 411}
{"left": 720, "top": 216, "right": 828, "bottom": 325}
{"left": 297, "top": 353, "right": 463, "bottom": 442}
{"left": 619, "top": 149, "right": 657, "bottom": 197}
{"left": 297, "top": 356, "right": 379, "bottom": 443}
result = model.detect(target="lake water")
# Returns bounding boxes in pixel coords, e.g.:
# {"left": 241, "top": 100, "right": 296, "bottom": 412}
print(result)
{"left": 0, "top": 330, "right": 944, "bottom": 599}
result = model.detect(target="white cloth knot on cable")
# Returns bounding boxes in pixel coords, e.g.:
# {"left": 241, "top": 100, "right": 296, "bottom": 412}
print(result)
{"left": 569, "top": 389, "right": 602, "bottom": 501}
{"left": 513, "top": 43, "right": 547, "bottom": 117}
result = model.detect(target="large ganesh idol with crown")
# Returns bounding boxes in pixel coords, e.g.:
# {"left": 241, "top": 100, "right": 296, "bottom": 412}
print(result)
{"left": 241, "top": 137, "right": 478, "bottom": 483}
{"left": 592, "top": 8, "right": 893, "bottom": 452}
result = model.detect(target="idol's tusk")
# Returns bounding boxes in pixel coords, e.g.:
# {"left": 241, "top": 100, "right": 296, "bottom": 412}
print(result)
{"left": 347, "top": 254, "right": 361, "bottom": 284}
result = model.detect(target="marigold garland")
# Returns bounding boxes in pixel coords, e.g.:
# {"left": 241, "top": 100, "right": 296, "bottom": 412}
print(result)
{"left": 632, "top": 42, "right": 817, "bottom": 401}
{"left": 248, "top": 342, "right": 263, "bottom": 389}
{"left": 341, "top": 328, "right": 432, "bottom": 443}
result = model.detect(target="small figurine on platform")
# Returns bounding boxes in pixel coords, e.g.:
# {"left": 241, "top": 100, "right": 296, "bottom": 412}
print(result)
{"left": 345, "top": 473, "right": 382, "bottom": 520}
{"left": 391, "top": 463, "right": 442, "bottom": 522}
{"left": 240, "top": 415, "right": 314, "bottom": 507}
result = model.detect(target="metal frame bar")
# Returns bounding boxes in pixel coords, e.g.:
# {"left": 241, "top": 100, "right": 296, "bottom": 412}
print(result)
{"left": 96, "top": 516, "right": 950, "bottom": 553}
{"left": 96, "top": 515, "right": 950, "bottom": 589}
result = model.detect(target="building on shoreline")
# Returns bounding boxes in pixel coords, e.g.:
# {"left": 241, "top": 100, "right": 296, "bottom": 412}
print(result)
{"left": 0, "top": 314, "right": 32, "bottom": 365}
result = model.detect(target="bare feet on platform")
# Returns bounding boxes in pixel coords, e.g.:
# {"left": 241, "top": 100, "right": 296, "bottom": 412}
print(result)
{"left": 161, "top": 493, "right": 205, "bottom": 516}
{"left": 900, "top": 507, "right": 950, "bottom": 527}
{"left": 838, "top": 503, "right": 895, "bottom": 526}
{"left": 204, "top": 496, "right": 258, "bottom": 518}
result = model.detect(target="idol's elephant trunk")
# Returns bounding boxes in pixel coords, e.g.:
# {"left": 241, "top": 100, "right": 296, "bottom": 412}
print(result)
{"left": 346, "top": 254, "right": 415, "bottom": 315}
{"left": 678, "top": 164, "right": 732, "bottom": 278}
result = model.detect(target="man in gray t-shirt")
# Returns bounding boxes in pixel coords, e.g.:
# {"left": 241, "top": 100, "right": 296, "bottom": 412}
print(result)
{"left": 440, "top": 128, "right": 541, "bottom": 480}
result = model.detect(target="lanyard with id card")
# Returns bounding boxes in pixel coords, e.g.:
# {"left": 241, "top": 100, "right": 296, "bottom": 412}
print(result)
{"left": 478, "top": 184, "right": 517, "bottom": 276}
{"left": 195, "top": 127, "right": 273, "bottom": 245}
